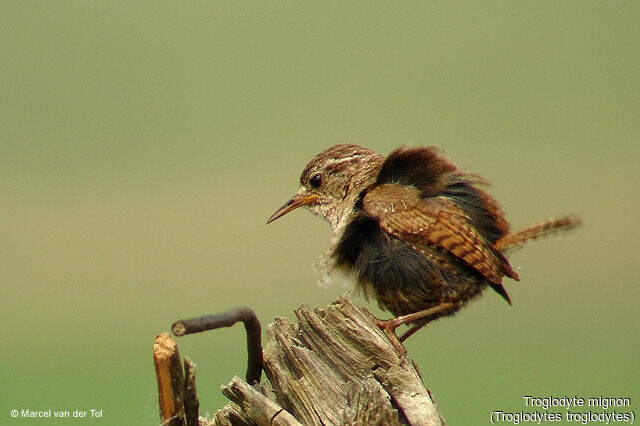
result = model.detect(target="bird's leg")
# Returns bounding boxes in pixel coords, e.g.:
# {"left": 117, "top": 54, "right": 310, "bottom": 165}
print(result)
{"left": 399, "top": 323, "right": 424, "bottom": 342}
{"left": 373, "top": 303, "right": 455, "bottom": 353}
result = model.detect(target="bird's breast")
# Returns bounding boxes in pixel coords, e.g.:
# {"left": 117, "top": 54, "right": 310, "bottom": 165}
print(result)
{"left": 333, "top": 213, "right": 488, "bottom": 315}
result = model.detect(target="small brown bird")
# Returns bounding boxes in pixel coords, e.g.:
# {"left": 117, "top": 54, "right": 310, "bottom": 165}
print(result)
{"left": 268, "top": 144, "right": 580, "bottom": 348}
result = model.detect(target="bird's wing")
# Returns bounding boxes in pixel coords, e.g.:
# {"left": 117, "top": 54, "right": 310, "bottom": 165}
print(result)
{"left": 362, "top": 183, "right": 519, "bottom": 285}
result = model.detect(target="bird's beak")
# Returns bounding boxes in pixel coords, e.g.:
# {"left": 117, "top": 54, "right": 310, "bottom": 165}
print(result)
{"left": 267, "top": 192, "right": 318, "bottom": 224}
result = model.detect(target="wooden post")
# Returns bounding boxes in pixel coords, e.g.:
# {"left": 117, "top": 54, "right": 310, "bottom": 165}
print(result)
{"left": 155, "top": 296, "right": 446, "bottom": 425}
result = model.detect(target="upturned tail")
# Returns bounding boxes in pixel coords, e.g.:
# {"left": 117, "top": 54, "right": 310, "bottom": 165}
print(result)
{"left": 495, "top": 215, "right": 582, "bottom": 252}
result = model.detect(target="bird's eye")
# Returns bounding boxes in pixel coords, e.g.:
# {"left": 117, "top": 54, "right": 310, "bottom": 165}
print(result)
{"left": 309, "top": 173, "right": 322, "bottom": 188}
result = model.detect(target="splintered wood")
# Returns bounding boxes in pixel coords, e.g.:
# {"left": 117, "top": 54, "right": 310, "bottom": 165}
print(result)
{"left": 212, "top": 296, "right": 445, "bottom": 426}
{"left": 155, "top": 297, "right": 446, "bottom": 425}
{"left": 154, "top": 333, "right": 184, "bottom": 425}
{"left": 154, "top": 333, "right": 195, "bottom": 426}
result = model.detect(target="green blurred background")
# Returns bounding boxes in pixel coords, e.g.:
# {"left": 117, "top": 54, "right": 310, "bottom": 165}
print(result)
{"left": 2, "top": 2, "right": 638, "bottom": 424}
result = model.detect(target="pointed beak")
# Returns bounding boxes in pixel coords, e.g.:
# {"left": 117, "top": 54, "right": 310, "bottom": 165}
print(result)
{"left": 267, "top": 192, "right": 318, "bottom": 224}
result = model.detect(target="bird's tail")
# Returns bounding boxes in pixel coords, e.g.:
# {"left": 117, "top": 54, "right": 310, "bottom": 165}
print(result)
{"left": 495, "top": 214, "right": 582, "bottom": 252}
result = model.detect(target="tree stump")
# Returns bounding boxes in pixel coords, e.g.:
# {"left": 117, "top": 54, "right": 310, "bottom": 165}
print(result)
{"left": 154, "top": 296, "right": 446, "bottom": 426}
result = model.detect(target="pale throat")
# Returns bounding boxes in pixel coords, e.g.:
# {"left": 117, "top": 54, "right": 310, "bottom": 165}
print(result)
{"left": 309, "top": 195, "right": 359, "bottom": 246}
{"left": 309, "top": 198, "right": 359, "bottom": 288}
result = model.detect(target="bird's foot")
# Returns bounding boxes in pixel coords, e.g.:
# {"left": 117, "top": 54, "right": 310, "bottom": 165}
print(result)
{"left": 373, "top": 303, "right": 456, "bottom": 354}
{"left": 372, "top": 317, "right": 408, "bottom": 356}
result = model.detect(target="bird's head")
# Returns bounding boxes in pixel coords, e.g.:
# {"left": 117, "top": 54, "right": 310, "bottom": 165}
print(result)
{"left": 267, "top": 144, "right": 384, "bottom": 233}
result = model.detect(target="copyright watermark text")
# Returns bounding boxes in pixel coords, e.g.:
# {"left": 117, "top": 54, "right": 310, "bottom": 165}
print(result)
{"left": 9, "top": 409, "right": 103, "bottom": 420}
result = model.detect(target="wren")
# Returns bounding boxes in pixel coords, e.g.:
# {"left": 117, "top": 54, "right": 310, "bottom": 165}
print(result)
{"left": 267, "top": 144, "right": 581, "bottom": 347}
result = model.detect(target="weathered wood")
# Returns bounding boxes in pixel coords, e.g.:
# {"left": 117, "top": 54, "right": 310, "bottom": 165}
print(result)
{"left": 153, "top": 333, "right": 185, "bottom": 426}
{"left": 183, "top": 357, "right": 199, "bottom": 426}
{"left": 220, "top": 378, "right": 303, "bottom": 426}
{"left": 211, "top": 296, "right": 445, "bottom": 425}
